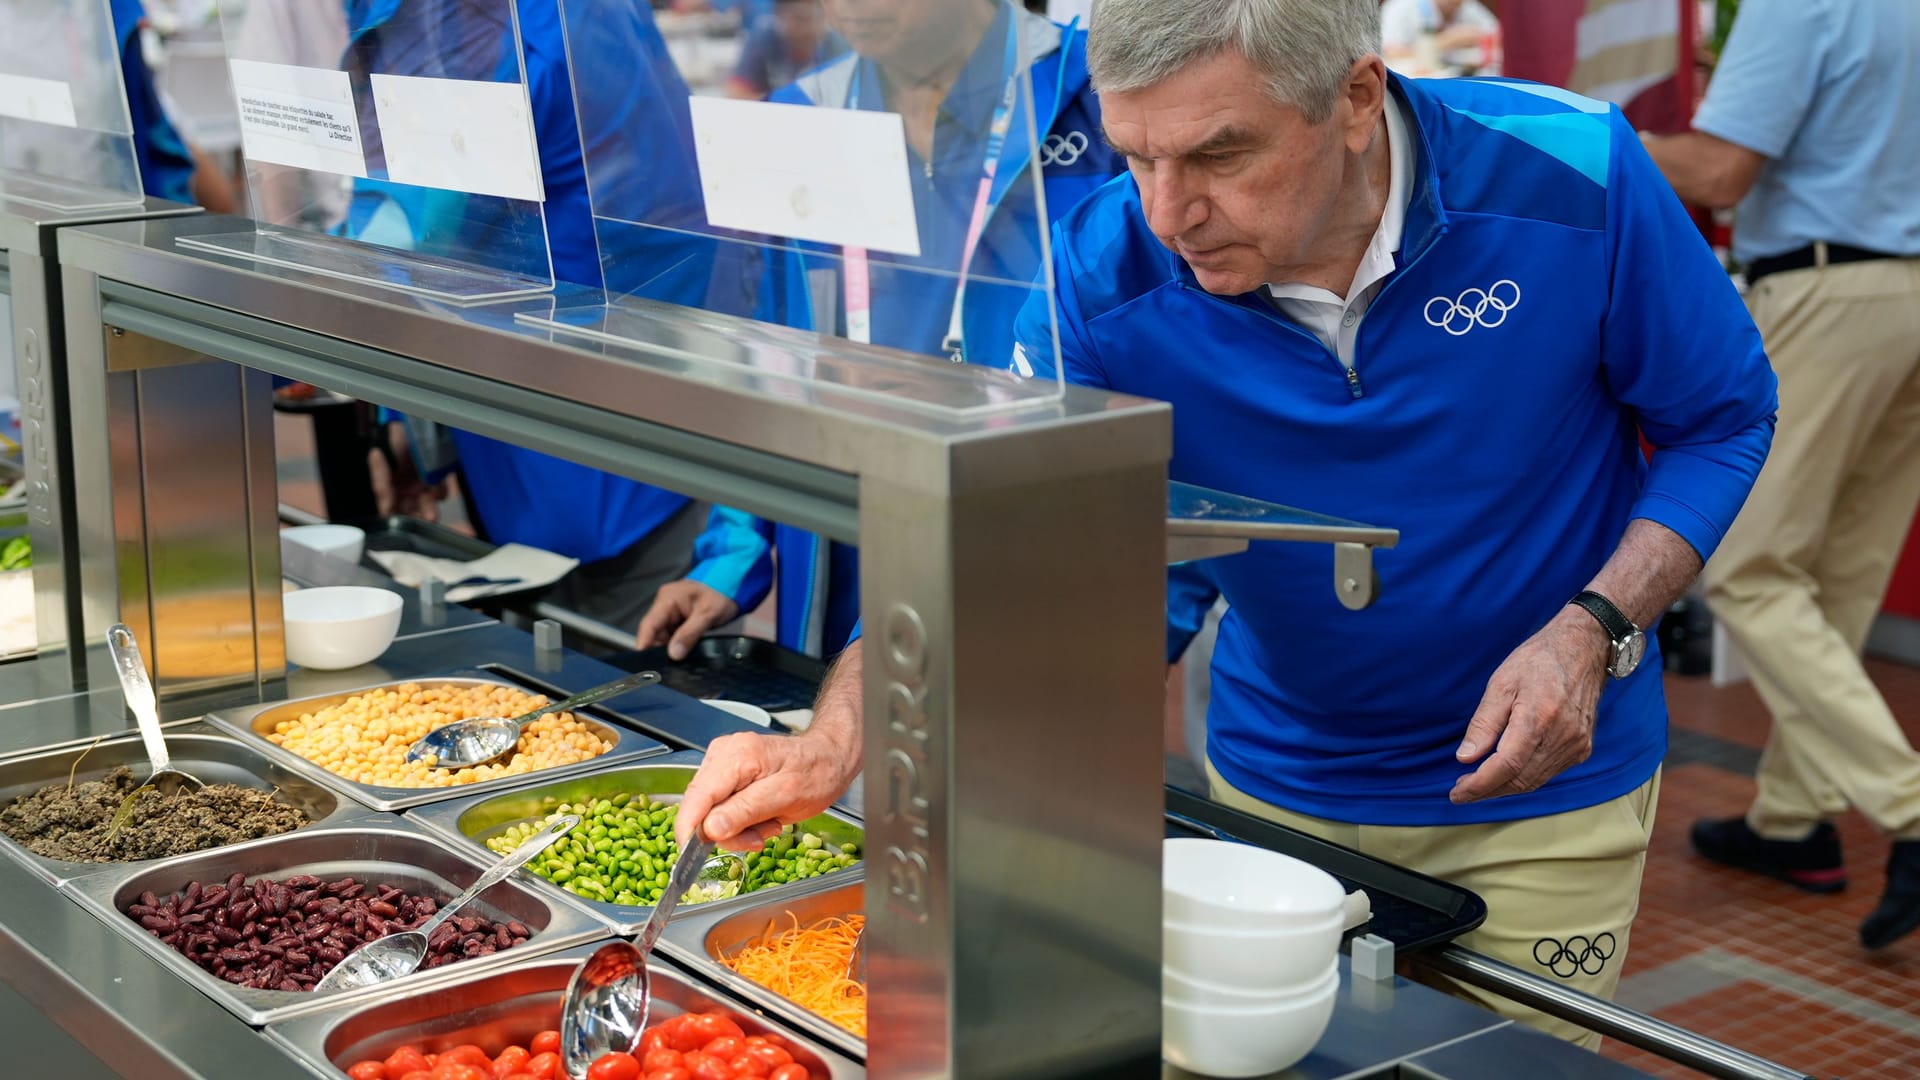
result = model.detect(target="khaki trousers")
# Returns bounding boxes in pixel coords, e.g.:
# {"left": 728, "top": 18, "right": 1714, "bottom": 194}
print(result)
{"left": 1701, "top": 257, "right": 1920, "bottom": 842}
{"left": 1206, "top": 758, "right": 1660, "bottom": 1050}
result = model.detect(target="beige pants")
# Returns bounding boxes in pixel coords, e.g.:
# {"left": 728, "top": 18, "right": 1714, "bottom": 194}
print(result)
{"left": 1206, "top": 758, "right": 1659, "bottom": 1050}
{"left": 1701, "top": 257, "right": 1920, "bottom": 842}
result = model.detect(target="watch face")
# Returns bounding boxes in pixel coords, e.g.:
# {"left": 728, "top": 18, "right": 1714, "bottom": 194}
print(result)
{"left": 1611, "top": 631, "right": 1648, "bottom": 678}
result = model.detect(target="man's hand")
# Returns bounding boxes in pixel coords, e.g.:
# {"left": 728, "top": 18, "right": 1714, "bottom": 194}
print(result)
{"left": 1450, "top": 607, "right": 1610, "bottom": 803}
{"left": 676, "top": 649, "right": 864, "bottom": 851}
{"left": 636, "top": 580, "right": 740, "bottom": 660}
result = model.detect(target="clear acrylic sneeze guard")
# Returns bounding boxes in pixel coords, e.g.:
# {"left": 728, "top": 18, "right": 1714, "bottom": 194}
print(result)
{"left": 0, "top": 0, "right": 146, "bottom": 211}
{"left": 524, "top": 0, "right": 1069, "bottom": 414}
{"left": 183, "top": 0, "right": 557, "bottom": 302}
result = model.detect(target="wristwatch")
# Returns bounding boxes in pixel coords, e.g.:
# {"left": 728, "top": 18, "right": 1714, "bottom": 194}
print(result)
{"left": 1569, "top": 590, "right": 1647, "bottom": 679}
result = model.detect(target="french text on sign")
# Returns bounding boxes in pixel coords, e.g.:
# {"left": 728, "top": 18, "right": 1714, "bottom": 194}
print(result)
{"left": 228, "top": 59, "right": 367, "bottom": 178}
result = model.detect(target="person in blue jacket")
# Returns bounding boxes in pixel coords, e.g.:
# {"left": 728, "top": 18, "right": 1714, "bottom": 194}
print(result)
{"left": 349, "top": 0, "right": 717, "bottom": 628}
{"left": 110, "top": 0, "right": 194, "bottom": 205}
{"left": 636, "top": 0, "right": 1131, "bottom": 662}
{"left": 677, "top": 0, "right": 1779, "bottom": 1046}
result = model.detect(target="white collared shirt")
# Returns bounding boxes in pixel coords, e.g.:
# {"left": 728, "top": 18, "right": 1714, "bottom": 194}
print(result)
{"left": 1266, "top": 93, "right": 1414, "bottom": 371}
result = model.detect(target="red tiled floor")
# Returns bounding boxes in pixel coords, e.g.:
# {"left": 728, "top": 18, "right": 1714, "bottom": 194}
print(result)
{"left": 1593, "top": 668, "right": 1920, "bottom": 1078}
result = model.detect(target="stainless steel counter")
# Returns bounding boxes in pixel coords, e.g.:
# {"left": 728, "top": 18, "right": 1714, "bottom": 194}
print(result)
{"left": 0, "top": 620, "right": 1665, "bottom": 1080}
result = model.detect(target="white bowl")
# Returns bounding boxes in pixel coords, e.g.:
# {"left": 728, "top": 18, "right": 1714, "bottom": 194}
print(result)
{"left": 1164, "top": 956, "right": 1338, "bottom": 1009}
{"left": 703, "top": 699, "right": 774, "bottom": 728}
{"left": 1163, "top": 967, "right": 1338, "bottom": 1078}
{"left": 1164, "top": 911, "right": 1344, "bottom": 990}
{"left": 282, "top": 524, "right": 366, "bottom": 564}
{"left": 1164, "top": 837, "right": 1346, "bottom": 929}
{"left": 283, "top": 586, "right": 402, "bottom": 670}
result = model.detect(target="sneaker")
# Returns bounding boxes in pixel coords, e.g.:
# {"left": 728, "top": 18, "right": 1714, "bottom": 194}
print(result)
{"left": 1861, "top": 841, "right": 1920, "bottom": 950}
{"left": 1690, "top": 817, "right": 1848, "bottom": 894}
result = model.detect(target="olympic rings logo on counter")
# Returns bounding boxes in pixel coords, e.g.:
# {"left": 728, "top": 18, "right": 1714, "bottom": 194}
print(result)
{"left": 1533, "top": 932, "right": 1616, "bottom": 978}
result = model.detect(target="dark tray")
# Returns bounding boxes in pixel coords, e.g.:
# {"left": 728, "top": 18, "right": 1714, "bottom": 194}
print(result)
{"left": 1166, "top": 787, "right": 1486, "bottom": 953}
{"left": 346, "top": 515, "right": 496, "bottom": 563}
{"left": 603, "top": 636, "right": 827, "bottom": 713}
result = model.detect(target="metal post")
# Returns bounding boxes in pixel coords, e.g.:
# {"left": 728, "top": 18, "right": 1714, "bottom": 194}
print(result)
{"left": 860, "top": 452, "right": 1169, "bottom": 1076}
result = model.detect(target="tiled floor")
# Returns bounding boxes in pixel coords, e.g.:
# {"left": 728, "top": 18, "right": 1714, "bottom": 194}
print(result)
{"left": 1603, "top": 660, "right": 1920, "bottom": 1079}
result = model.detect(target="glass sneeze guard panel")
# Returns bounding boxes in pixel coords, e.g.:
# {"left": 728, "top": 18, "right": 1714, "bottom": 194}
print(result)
{"left": 0, "top": 0, "right": 145, "bottom": 211}
{"left": 524, "top": 0, "right": 1074, "bottom": 415}
{"left": 183, "top": 0, "right": 559, "bottom": 302}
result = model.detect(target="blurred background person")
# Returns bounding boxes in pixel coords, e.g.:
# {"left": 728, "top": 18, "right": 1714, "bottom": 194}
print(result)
{"left": 726, "top": 0, "right": 847, "bottom": 100}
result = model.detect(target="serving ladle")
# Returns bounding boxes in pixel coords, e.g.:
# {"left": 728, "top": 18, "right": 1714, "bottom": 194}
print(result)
{"left": 315, "top": 813, "right": 580, "bottom": 992}
{"left": 405, "top": 670, "right": 661, "bottom": 769}
{"left": 560, "top": 827, "right": 722, "bottom": 1077}
{"left": 106, "top": 624, "right": 206, "bottom": 796}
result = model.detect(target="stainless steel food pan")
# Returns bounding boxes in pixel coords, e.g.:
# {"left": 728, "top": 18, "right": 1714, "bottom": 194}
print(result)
{"left": 265, "top": 942, "right": 864, "bottom": 1079}
{"left": 407, "top": 750, "right": 864, "bottom": 934}
{"left": 61, "top": 817, "right": 607, "bottom": 1026}
{"left": 658, "top": 877, "right": 867, "bottom": 1059}
{"left": 203, "top": 675, "right": 669, "bottom": 812}
{"left": 0, "top": 723, "right": 366, "bottom": 886}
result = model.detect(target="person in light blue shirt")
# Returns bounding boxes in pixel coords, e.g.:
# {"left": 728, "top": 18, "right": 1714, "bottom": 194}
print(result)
{"left": 1645, "top": 0, "right": 1920, "bottom": 950}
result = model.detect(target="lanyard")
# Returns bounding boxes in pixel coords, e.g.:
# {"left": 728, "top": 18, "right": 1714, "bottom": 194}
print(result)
{"left": 842, "top": 20, "right": 1022, "bottom": 363}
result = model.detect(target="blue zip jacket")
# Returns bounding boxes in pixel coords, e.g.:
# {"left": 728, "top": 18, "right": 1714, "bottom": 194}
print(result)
{"left": 1014, "top": 76, "right": 1777, "bottom": 825}
{"left": 347, "top": 0, "right": 706, "bottom": 564}
{"left": 687, "top": 6, "right": 1131, "bottom": 656}
{"left": 111, "top": 0, "right": 194, "bottom": 204}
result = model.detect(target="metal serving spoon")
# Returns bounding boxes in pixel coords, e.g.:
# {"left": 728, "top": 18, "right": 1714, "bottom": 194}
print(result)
{"left": 315, "top": 814, "right": 580, "bottom": 992}
{"left": 560, "top": 828, "right": 721, "bottom": 1077}
{"left": 405, "top": 670, "right": 661, "bottom": 769}
{"left": 845, "top": 925, "right": 866, "bottom": 982}
{"left": 106, "top": 624, "right": 206, "bottom": 796}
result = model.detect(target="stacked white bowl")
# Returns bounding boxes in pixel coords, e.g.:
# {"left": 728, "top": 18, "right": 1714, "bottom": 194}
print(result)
{"left": 1163, "top": 838, "right": 1346, "bottom": 1077}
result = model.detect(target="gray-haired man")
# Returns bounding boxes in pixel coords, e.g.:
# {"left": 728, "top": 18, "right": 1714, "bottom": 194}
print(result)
{"left": 677, "top": 0, "right": 1777, "bottom": 1047}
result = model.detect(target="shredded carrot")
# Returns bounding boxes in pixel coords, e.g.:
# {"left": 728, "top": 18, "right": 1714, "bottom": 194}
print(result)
{"left": 720, "top": 912, "right": 867, "bottom": 1038}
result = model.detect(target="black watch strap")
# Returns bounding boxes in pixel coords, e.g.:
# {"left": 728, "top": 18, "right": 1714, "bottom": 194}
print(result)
{"left": 1570, "top": 590, "right": 1636, "bottom": 643}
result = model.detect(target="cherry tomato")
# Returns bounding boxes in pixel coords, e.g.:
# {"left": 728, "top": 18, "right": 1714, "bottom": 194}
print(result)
{"left": 387, "top": 1048, "right": 432, "bottom": 1077}
{"left": 493, "top": 1046, "right": 531, "bottom": 1079}
{"left": 432, "top": 1065, "right": 489, "bottom": 1080}
{"left": 586, "top": 1052, "right": 642, "bottom": 1080}
{"left": 503, "top": 1075, "right": 541, "bottom": 1080}
{"left": 684, "top": 1055, "right": 733, "bottom": 1080}
{"left": 728, "top": 1053, "right": 771, "bottom": 1078}
{"left": 745, "top": 1046, "right": 793, "bottom": 1070}
{"left": 684, "top": 1016, "right": 727, "bottom": 1047}
{"left": 641, "top": 1029, "right": 674, "bottom": 1056}
{"left": 768, "top": 1066, "right": 809, "bottom": 1080}
{"left": 348, "top": 1062, "right": 388, "bottom": 1080}
{"left": 642, "top": 1048, "right": 683, "bottom": 1072}
{"left": 701, "top": 1036, "right": 744, "bottom": 1061}
{"left": 644, "top": 1070, "right": 692, "bottom": 1080}
{"left": 666, "top": 1023, "right": 707, "bottom": 1055}
{"left": 530, "top": 1031, "right": 563, "bottom": 1057}
{"left": 523, "top": 1052, "right": 563, "bottom": 1080}
{"left": 398, "top": 1072, "right": 434, "bottom": 1080}
{"left": 442, "top": 1047, "right": 493, "bottom": 1071}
